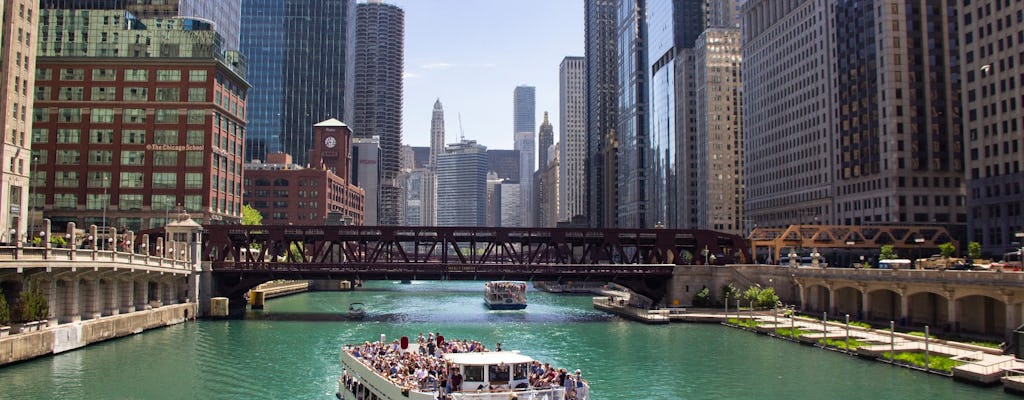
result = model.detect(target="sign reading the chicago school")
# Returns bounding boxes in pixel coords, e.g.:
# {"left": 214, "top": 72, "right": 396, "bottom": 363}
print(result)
{"left": 145, "top": 144, "right": 205, "bottom": 151}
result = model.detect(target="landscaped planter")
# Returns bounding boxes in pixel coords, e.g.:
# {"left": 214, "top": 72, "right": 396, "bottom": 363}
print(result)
{"left": 18, "top": 321, "right": 42, "bottom": 333}
{"left": 0, "top": 326, "right": 9, "bottom": 337}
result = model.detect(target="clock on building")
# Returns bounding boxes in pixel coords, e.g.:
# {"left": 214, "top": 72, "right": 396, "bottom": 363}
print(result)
{"left": 324, "top": 136, "right": 337, "bottom": 149}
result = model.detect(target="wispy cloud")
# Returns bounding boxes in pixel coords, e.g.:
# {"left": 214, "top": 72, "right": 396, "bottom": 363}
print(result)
{"left": 467, "top": 63, "right": 495, "bottom": 69}
{"left": 421, "top": 62, "right": 454, "bottom": 70}
{"left": 403, "top": 72, "right": 418, "bottom": 79}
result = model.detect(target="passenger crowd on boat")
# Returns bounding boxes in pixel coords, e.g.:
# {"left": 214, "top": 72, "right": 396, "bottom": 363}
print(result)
{"left": 486, "top": 281, "right": 527, "bottom": 302}
{"left": 342, "top": 332, "right": 586, "bottom": 399}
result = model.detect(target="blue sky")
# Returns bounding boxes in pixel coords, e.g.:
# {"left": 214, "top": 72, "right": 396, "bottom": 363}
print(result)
{"left": 389, "top": 0, "right": 584, "bottom": 151}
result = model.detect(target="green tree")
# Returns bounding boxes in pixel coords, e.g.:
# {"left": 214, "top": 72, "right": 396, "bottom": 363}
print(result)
{"left": 879, "top": 245, "right": 898, "bottom": 260}
{"left": 938, "top": 242, "right": 956, "bottom": 258}
{"left": 743, "top": 285, "right": 762, "bottom": 305}
{"left": 16, "top": 287, "right": 49, "bottom": 322}
{"left": 693, "top": 287, "right": 711, "bottom": 307}
{"left": 0, "top": 288, "right": 10, "bottom": 325}
{"left": 721, "top": 283, "right": 738, "bottom": 304}
{"left": 242, "top": 204, "right": 263, "bottom": 226}
{"left": 757, "top": 287, "right": 780, "bottom": 309}
{"left": 968, "top": 242, "right": 982, "bottom": 260}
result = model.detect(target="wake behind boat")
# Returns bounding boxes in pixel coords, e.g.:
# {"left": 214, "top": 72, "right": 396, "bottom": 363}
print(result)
{"left": 484, "top": 281, "right": 527, "bottom": 310}
{"left": 337, "top": 334, "right": 589, "bottom": 400}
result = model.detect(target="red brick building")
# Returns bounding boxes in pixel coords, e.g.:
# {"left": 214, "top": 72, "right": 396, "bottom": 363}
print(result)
{"left": 243, "top": 120, "right": 364, "bottom": 225}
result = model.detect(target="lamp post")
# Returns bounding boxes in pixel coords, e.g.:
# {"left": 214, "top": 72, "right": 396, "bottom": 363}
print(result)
{"left": 101, "top": 174, "right": 108, "bottom": 233}
{"left": 28, "top": 155, "right": 38, "bottom": 245}
{"left": 1016, "top": 232, "right": 1024, "bottom": 268}
{"left": 846, "top": 241, "right": 855, "bottom": 268}
{"left": 914, "top": 237, "right": 925, "bottom": 269}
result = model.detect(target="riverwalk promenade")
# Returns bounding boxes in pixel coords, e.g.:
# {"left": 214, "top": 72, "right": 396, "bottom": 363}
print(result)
{"left": 593, "top": 295, "right": 1024, "bottom": 394}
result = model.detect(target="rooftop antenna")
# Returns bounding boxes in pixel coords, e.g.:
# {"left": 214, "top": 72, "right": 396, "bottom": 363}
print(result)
{"left": 458, "top": 112, "right": 465, "bottom": 141}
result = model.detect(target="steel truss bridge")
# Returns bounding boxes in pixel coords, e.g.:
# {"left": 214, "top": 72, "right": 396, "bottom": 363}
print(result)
{"left": 201, "top": 225, "right": 750, "bottom": 308}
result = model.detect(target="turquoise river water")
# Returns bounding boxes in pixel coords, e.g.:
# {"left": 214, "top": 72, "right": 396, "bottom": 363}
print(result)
{"left": 0, "top": 280, "right": 1017, "bottom": 399}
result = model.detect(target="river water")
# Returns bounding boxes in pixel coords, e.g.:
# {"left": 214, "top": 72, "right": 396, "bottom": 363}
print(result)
{"left": 0, "top": 280, "right": 1016, "bottom": 399}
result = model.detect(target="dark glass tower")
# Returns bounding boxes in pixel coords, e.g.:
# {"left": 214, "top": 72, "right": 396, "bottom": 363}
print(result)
{"left": 240, "top": 0, "right": 356, "bottom": 166}
{"left": 585, "top": 0, "right": 619, "bottom": 228}
{"left": 615, "top": 0, "right": 649, "bottom": 228}
{"left": 355, "top": 0, "right": 404, "bottom": 226}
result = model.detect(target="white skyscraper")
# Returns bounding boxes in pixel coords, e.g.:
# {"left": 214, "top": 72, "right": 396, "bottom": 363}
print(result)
{"left": 558, "top": 56, "right": 586, "bottom": 222}
{"left": 424, "top": 99, "right": 445, "bottom": 226}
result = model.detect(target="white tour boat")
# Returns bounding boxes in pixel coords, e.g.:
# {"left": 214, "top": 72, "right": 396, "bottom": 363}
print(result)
{"left": 484, "top": 281, "right": 527, "bottom": 310}
{"left": 337, "top": 336, "right": 589, "bottom": 400}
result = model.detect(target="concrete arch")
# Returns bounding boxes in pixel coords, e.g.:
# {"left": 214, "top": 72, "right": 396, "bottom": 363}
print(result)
{"left": 956, "top": 295, "right": 1007, "bottom": 337}
{"left": 833, "top": 286, "right": 862, "bottom": 318}
{"left": 803, "top": 284, "right": 830, "bottom": 313}
{"left": 866, "top": 288, "right": 901, "bottom": 324}
{"left": 906, "top": 291, "right": 949, "bottom": 329}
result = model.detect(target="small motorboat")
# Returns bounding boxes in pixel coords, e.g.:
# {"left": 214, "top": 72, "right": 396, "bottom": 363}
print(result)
{"left": 348, "top": 302, "right": 365, "bottom": 320}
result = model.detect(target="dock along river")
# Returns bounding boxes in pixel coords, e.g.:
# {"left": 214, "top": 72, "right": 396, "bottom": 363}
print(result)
{"left": 0, "top": 280, "right": 1016, "bottom": 399}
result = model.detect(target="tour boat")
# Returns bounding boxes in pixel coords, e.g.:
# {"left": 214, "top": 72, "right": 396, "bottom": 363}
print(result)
{"left": 336, "top": 335, "right": 589, "bottom": 400}
{"left": 484, "top": 281, "right": 527, "bottom": 310}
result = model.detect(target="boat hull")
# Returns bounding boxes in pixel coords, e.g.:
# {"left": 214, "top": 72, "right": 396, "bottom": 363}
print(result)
{"left": 485, "top": 301, "right": 527, "bottom": 310}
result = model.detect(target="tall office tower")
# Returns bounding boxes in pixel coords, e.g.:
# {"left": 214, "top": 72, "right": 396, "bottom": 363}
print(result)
{"left": 351, "top": 136, "right": 381, "bottom": 225}
{"left": 585, "top": 0, "right": 618, "bottom": 228}
{"left": 559, "top": 56, "right": 586, "bottom": 222}
{"left": 741, "top": 0, "right": 836, "bottom": 228}
{"left": 240, "top": 0, "right": 356, "bottom": 165}
{"left": 743, "top": 0, "right": 965, "bottom": 238}
{"left": 694, "top": 28, "right": 743, "bottom": 235}
{"left": 403, "top": 168, "right": 429, "bottom": 226}
{"left": 354, "top": 0, "right": 404, "bottom": 226}
{"left": 615, "top": 0, "right": 649, "bottom": 228}
{"left": 1, "top": 0, "right": 39, "bottom": 243}
{"left": 436, "top": 140, "right": 488, "bottom": 227}
{"left": 33, "top": 6, "right": 248, "bottom": 230}
{"left": 495, "top": 181, "right": 522, "bottom": 228}
{"left": 123, "top": 0, "right": 243, "bottom": 51}
{"left": 513, "top": 85, "right": 536, "bottom": 226}
{"left": 646, "top": 0, "right": 707, "bottom": 229}
{"left": 676, "top": 47, "right": 700, "bottom": 229}
{"left": 429, "top": 99, "right": 445, "bottom": 168}
{"left": 960, "top": 2, "right": 1024, "bottom": 254}
{"left": 537, "top": 112, "right": 553, "bottom": 170}
{"left": 425, "top": 99, "right": 445, "bottom": 226}
{"left": 538, "top": 143, "right": 560, "bottom": 227}
{"left": 485, "top": 172, "right": 502, "bottom": 226}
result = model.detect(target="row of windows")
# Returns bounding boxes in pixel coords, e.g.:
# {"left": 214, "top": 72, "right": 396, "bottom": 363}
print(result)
{"left": 36, "top": 86, "right": 208, "bottom": 103}
{"left": 39, "top": 68, "right": 207, "bottom": 83}
{"left": 33, "top": 128, "right": 207, "bottom": 145}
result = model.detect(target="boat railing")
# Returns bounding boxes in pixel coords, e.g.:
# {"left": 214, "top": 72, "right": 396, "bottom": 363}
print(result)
{"left": 450, "top": 386, "right": 586, "bottom": 400}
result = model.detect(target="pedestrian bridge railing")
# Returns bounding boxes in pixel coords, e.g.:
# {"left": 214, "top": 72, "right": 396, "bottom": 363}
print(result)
{"left": 0, "top": 245, "right": 193, "bottom": 272}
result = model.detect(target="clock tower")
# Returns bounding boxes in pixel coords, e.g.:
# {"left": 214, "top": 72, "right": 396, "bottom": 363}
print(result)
{"left": 309, "top": 118, "right": 352, "bottom": 180}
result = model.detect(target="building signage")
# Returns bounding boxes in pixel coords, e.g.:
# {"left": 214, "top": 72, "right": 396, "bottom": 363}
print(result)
{"left": 146, "top": 144, "right": 205, "bottom": 151}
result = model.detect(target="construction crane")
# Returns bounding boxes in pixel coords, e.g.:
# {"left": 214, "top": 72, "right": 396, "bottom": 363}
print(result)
{"left": 458, "top": 112, "right": 465, "bottom": 141}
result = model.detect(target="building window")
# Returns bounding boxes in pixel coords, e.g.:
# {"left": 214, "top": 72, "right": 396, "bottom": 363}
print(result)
{"left": 59, "top": 87, "right": 84, "bottom": 100}
{"left": 155, "top": 109, "right": 178, "bottom": 123}
{"left": 60, "top": 68, "right": 84, "bottom": 80}
{"left": 120, "top": 172, "right": 144, "bottom": 188}
{"left": 153, "top": 173, "right": 177, "bottom": 189}
{"left": 121, "top": 151, "right": 145, "bottom": 166}
{"left": 87, "top": 172, "right": 111, "bottom": 188}
{"left": 59, "top": 108, "right": 81, "bottom": 122}
{"left": 90, "top": 108, "right": 115, "bottom": 123}
{"left": 54, "top": 194, "right": 77, "bottom": 210}
{"left": 184, "top": 195, "right": 202, "bottom": 211}
{"left": 185, "top": 151, "right": 204, "bottom": 166}
{"left": 55, "top": 150, "right": 80, "bottom": 165}
{"left": 92, "top": 68, "right": 116, "bottom": 81}
{"left": 57, "top": 128, "right": 80, "bottom": 143}
{"left": 33, "top": 108, "right": 49, "bottom": 122}
{"left": 185, "top": 173, "right": 203, "bottom": 189}
{"left": 119, "top": 194, "right": 143, "bottom": 211}
{"left": 35, "top": 86, "right": 51, "bottom": 101}
{"left": 124, "top": 87, "right": 148, "bottom": 101}
{"left": 186, "top": 130, "right": 204, "bottom": 145}
{"left": 123, "top": 108, "right": 147, "bottom": 124}
{"left": 156, "top": 70, "right": 181, "bottom": 82}
{"left": 31, "top": 128, "right": 48, "bottom": 144}
{"left": 153, "top": 151, "right": 178, "bottom": 166}
{"left": 86, "top": 194, "right": 111, "bottom": 210}
{"left": 189, "top": 70, "right": 207, "bottom": 82}
{"left": 89, "top": 129, "right": 114, "bottom": 144}
{"left": 88, "top": 150, "right": 113, "bottom": 165}
{"left": 187, "top": 109, "right": 205, "bottom": 124}
{"left": 154, "top": 130, "right": 178, "bottom": 144}
{"left": 152, "top": 195, "right": 176, "bottom": 211}
{"left": 55, "top": 171, "right": 79, "bottom": 187}
{"left": 36, "top": 68, "right": 52, "bottom": 80}
{"left": 125, "top": 69, "right": 148, "bottom": 81}
{"left": 188, "top": 88, "right": 206, "bottom": 102}
{"left": 90, "top": 87, "right": 117, "bottom": 101}
{"left": 155, "top": 87, "right": 180, "bottom": 102}
{"left": 122, "top": 129, "right": 146, "bottom": 144}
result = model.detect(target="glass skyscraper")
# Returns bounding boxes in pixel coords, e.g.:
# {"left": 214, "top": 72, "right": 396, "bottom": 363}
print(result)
{"left": 437, "top": 140, "right": 488, "bottom": 227}
{"left": 615, "top": 0, "right": 649, "bottom": 228}
{"left": 585, "top": 0, "right": 619, "bottom": 228}
{"left": 240, "top": 0, "right": 356, "bottom": 166}
{"left": 513, "top": 85, "right": 535, "bottom": 226}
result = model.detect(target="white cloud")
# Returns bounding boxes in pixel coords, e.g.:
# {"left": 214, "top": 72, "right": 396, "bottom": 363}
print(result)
{"left": 403, "top": 72, "right": 418, "bottom": 79}
{"left": 421, "top": 62, "right": 454, "bottom": 70}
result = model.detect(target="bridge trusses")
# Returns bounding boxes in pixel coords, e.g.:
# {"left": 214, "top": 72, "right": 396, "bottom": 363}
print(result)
{"left": 202, "top": 225, "right": 752, "bottom": 274}
{"left": 750, "top": 224, "right": 958, "bottom": 261}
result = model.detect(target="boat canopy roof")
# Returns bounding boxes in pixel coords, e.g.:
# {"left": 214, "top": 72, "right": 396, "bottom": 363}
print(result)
{"left": 444, "top": 351, "right": 534, "bottom": 366}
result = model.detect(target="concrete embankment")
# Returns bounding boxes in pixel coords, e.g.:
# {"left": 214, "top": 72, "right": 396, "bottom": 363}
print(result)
{"left": 0, "top": 303, "right": 196, "bottom": 367}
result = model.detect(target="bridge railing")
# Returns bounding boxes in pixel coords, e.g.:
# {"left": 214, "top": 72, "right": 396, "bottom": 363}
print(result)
{"left": 0, "top": 245, "right": 193, "bottom": 271}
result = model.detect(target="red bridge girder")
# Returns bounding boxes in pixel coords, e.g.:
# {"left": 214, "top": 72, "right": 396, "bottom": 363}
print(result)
{"left": 202, "top": 225, "right": 751, "bottom": 272}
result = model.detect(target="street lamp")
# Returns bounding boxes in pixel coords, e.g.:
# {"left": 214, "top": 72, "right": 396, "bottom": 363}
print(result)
{"left": 28, "top": 155, "right": 38, "bottom": 245}
{"left": 914, "top": 237, "right": 925, "bottom": 269}
{"left": 1016, "top": 232, "right": 1024, "bottom": 268}
{"left": 101, "top": 174, "right": 109, "bottom": 232}
{"left": 846, "top": 241, "right": 855, "bottom": 268}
